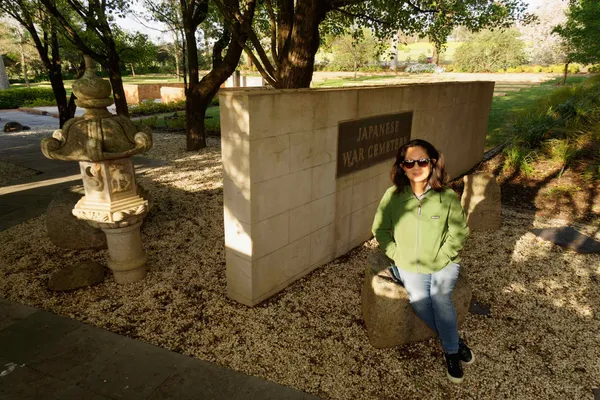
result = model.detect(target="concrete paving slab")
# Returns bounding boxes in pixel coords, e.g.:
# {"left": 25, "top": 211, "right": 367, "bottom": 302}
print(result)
{"left": 54, "top": 385, "right": 114, "bottom": 400}
{"left": 148, "top": 361, "right": 320, "bottom": 400}
{"left": 78, "top": 339, "right": 190, "bottom": 400}
{"left": 531, "top": 227, "right": 600, "bottom": 253}
{"left": 26, "top": 324, "right": 126, "bottom": 385}
{"left": 0, "top": 206, "right": 48, "bottom": 231}
{"left": 0, "top": 299, "right": 320, "bottom": 400}
{"left": 0, "top": 364, "right": 70, "bottom": 400}
{"left": 0, "top": 310, "right": 81, "bottom": 364}
{"left": 0, "top": 298, "right": 37, "bottom": 331}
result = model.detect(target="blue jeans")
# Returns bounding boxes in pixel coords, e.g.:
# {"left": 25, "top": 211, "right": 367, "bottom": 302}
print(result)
{"left": 390, "top": 263, "right": 460, "bottom": 353}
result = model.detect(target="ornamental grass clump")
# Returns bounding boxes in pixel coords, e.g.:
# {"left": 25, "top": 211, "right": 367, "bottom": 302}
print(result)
{"left": 501, "top": 77, "right": 600, "bottom": 177}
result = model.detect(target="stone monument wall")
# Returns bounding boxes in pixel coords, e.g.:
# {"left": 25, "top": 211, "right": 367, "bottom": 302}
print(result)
{"left": 219, "top": 82, "right": 494, "bottom": 306}
{"left": 124, "top": 83, "right": 187, "bottom": 104}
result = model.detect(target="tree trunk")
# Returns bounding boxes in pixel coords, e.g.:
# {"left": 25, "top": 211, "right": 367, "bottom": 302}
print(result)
{"left": 106, "top": 56, "right": 129, "bottom": 117}
{"left": 49, "top": 26, "right": 72, "bottom": 127}
{"left": 277, "top": 0, "right": 326, "bottom": 89}
{"left": 184, "top": 15, "right": 203, "bottom": 150}
{"left": 353, "top": 58, "right": 357, "bottom": 80}
{"left": 390, "top": 29, "right": 400, "bottom": 72}
{"left": 561, "top": 62, "right": 569, "bottom": 85}
{"left": 48, "top": 68, "right": 70, "bottom": 128}
{"left": 130, "top": 63, "right": 136, "bottom": 77}
{"left": 0, "top": 52, "right": 10, "bottom": 89}
{"left": 175, "top": 47, "right": 180, "bottom": 80}
{"left": 19, "top": 43, "right": 30, "bottom": 88}
{"left": 185, "top": 91, "right": 207, "bottom": 150}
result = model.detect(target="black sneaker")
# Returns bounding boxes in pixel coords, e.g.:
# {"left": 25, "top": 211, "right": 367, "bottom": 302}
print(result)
{"left": 458, "top": 339, "right": 474, "bottom": 365}
{"left": 444, "top": 352, "right": 464, "bottom": 384}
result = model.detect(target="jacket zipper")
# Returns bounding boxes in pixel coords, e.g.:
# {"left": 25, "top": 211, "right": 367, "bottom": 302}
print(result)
{"left": 416, "top": 199, "right": 421, "bottom": 273}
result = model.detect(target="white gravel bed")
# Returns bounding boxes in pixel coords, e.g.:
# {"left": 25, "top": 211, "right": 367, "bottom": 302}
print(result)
{"left": 0, "top": 132, "right": 598, "bottom": 399}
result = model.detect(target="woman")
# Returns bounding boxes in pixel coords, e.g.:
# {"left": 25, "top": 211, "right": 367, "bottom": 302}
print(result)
{"left": 371, "top": 139, "right": 473, "bottom": 384}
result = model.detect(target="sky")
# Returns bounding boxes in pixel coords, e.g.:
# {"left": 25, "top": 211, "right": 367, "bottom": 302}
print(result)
{"left": 116, "top": 0, "right": 553, "bottom": 44}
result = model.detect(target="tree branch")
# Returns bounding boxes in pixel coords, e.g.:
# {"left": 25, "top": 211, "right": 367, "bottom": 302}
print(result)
{"left": 213, "top": 0, "right": 277, "bottom": 78}
{"left": 243, "top": 46, "right": 276, "bottom": 86}
{"left": 264, "top": 0, "right": 279, "bottom": 68}
{"left": 38, "top": 0, "right": 105, "bottom": 60}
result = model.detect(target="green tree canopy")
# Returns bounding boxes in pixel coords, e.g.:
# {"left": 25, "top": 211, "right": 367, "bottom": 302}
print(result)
{"left": 329, "top": 28, "right": 379, "bottom": 73}
{"left": 553, "top": 0, "right": 600, "bottom": 65}
{"left": 453, "top": 29, "right": 527, "bottom": 72}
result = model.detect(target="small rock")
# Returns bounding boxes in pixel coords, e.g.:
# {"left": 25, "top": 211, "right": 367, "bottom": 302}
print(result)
{"left": 46, "top": 186, "right": 107, "bottom": 249}
{"left": 3, "top": 122, "right": 31, "bottom": 133}
{"left": 48, "top": 261, "right": 105, "bottom": 291}
{"left": 469, "top": 299, "right": 492, "bottom": 317}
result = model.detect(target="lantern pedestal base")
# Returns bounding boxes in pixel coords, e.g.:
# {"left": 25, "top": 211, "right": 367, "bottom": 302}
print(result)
{"left": 103, "top": 221, "right": 148, "bottom": 284}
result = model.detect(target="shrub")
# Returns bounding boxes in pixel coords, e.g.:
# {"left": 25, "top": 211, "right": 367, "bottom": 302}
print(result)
{"left": 405, "top": 63, "right": 445, "bottom": 74}
{"left": 453, "top": 29, "right": 527, "bottom": 72}
{"left": 417, "top": 53, "right": 428, "bottom": 63}
{"left": 0, "top": 88, "right": 56, "bottom": 109}
{"left": 22, "top": 98, "right": 58, "bottom": 107}
{"left": 589, "top": 64, "right": 600, "bottom": 73}
{"left": 129, "top": 100, "right": 186, "bottom": 117}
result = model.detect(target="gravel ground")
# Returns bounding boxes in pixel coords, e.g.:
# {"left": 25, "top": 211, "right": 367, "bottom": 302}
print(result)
{"left": 0, "top": 131, "right": 599, "bottom": 399}
{"left": 0, "top": 161, "right": 38, "bottom": 186}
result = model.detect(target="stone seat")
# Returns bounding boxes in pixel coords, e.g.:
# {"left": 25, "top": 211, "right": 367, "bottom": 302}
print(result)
{"left": 361, "top": 251, "right": 472, "bottom": 349}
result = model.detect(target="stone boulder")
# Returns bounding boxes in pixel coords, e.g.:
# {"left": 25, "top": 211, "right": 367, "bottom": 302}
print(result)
{"left": 46, "top": 186, "right": 107, "bottom": 249}
{"left": 461, "top": 172, "right": 502, "bottom": 231}
{"left": 3, "top": 122, "right": 31, "bottom": 133}
{"left": 48, "top": 261, "right": 105, "bottom": 291}
{"left": 361, "top": 251, "right": 472, "bottom": 349}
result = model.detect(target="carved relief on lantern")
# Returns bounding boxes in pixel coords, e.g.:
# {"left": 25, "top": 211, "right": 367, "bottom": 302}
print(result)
{"left": 108, "top": 160, "right": 132, "bottom": 194}
{"left": 82, "top": 163, "right": 104, "bottom": 192}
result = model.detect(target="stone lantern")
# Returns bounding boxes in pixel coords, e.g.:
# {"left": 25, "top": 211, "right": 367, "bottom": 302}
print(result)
{"left": 41, "top": 56, "right": 153, "bottom": 284}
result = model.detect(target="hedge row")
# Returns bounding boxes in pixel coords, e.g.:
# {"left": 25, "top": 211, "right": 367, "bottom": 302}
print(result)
{"left": 445, "top": 63, "right": 582, "bottom": 74}
{"left": 0, "top": 88, "right": 56, "bottom": 109}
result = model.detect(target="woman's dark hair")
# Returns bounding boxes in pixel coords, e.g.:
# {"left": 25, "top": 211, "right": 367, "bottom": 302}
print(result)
{"left": 390, "top": 139, "right": 447, "bottom": 194}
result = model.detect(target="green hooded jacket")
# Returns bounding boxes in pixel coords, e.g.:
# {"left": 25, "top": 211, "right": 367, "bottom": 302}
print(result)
{"left": 371, "top": 185, "right": 469, "bottom": 274}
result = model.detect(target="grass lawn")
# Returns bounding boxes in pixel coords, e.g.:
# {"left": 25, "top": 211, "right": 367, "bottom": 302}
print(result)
{"left": 486, "top": 75, "right": 590, "bottom": 148}
{"left": 311, "top": 75, "right": 398, "bottom": 88}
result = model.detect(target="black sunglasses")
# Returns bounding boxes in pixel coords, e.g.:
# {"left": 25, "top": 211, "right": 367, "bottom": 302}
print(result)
{"left": 402, "top": 158, "right": 431, "bottom": 169}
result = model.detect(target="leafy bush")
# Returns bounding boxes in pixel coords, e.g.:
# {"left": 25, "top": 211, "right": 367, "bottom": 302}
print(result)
{"left": 405, "top": 63, "right": 445, "bottom": 74}
{"left": 589, "top": 64, "right": 600, "bottom": 73}
{"left": 453, "top": 29, "right": 528, "bottom": 72}
{"left": 0, "top": 88, "right": 56, "bottom": 109}
{"left": 129, "top": 100, "right": 186, "bottom": 117}
{"left": 417, "top": 53, "right": 428, "bottom": 63}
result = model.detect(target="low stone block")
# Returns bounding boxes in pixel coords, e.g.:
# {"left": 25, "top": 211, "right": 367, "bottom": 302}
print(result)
{"left": 48, "top": 261, "right": 105, "bottom": 291}
{"left": 46, "top": 186, "right": 107, "bottom": 250}
{"left": 461, "top": 172, "right": 502, "bottom": 231}
{"left": 361, "top": 251, "right": 472, "bottom": 349}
